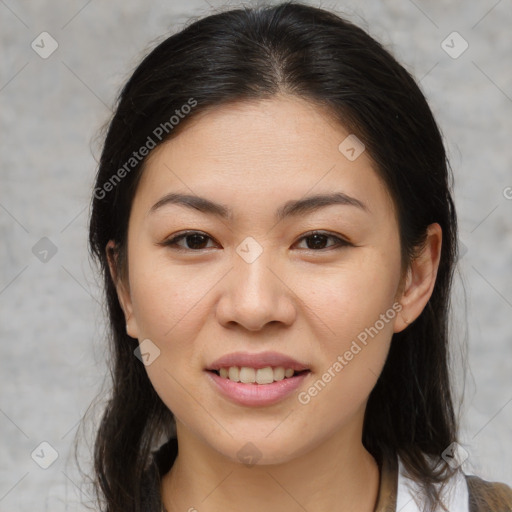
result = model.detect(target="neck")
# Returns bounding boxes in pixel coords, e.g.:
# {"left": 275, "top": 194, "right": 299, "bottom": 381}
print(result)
{"left": 161, "top": 421, "right": 380, "bottom": 512}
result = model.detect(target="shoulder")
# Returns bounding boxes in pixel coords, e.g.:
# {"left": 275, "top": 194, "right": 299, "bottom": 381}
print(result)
{"left": 465, "top": 474, "right": 512, "bottom": 512}
{"left": 396, "top": 455, "right": 512, "bottom": 512}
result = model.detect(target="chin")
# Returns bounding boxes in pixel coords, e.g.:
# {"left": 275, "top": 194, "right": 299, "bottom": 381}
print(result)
{"left": 203, "top": 431, "right": 309, "bottom": 467}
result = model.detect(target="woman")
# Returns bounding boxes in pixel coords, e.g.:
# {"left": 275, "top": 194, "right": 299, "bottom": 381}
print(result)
{"left": 86, "top": 2, "right": 512, "bottom": 511}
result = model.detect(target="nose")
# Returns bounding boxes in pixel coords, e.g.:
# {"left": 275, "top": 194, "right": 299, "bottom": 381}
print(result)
{"left": 215, "top": 247, "right": 297, "bottom": 332}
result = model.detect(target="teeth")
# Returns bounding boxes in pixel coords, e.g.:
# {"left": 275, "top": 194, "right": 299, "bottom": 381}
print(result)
{"left": 240, "top": 367, "right": 256, "bottom": 383}
{"left": 227, "top": 367, "right": 238, "bottom": 381}
{"left": 274, "top": 367, "right": 285, "bottom": 381}
{"left": 216, "top": 366, "right": 301, "bottom": 384}
{"left": 255, "top": 367, "right": 273, "bottom": 384}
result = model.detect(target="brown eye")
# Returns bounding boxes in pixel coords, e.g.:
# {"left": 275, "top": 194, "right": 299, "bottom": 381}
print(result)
{"left": 161, "top": 230, "right": 351, "bottom": 253}
{"left": 163, "top": 231, "right": 217, "bottom": 251}
{"left": 295, "top": 231, "right": 351, "bottom": 251}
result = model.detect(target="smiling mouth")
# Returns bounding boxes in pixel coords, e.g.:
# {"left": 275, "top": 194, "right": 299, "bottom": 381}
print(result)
{"left": 208, "top": 367, "right": 310, "bottom": 385}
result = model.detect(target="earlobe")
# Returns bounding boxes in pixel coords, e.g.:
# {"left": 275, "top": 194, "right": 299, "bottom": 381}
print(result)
{"left": 106, "top": 240, "right": 139, "bottom": 339}
{"left": 393, "top": 223, "right": 442, "bottom": 333}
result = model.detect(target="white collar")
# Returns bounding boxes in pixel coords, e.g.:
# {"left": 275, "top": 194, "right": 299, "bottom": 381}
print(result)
{"left": 396, "top": 456, "right": 469, "bottom": 511}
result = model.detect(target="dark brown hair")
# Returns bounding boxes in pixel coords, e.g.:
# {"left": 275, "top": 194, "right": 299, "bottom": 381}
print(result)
{"left": 85, "top": 2, "right": 461, "bottom": 511}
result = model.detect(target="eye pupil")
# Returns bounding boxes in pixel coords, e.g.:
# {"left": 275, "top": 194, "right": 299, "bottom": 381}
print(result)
{"left": 307, "top": 234, "right": 328, "bottom": 250}
{"left": 187, "top": 234, "right": 208, "bottom": 249}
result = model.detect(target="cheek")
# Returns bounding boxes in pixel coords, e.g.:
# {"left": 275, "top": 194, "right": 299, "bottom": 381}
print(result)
{"left": 306, "top": 280, "right": 396, "bottom": 376}
{"left": 291, "top": 249, "right": 401, "bottom": 335}
{"left": 292, "top": 248, "right": 400, "bottom": 390}
{"left": 294, "top": 268, "right": 398, "bottom": 431}
{"left": 129, "top": 253, "right": 214, "bottom": 340}
{"left": 128, "top": 259, "right": 213, "bottom": 423}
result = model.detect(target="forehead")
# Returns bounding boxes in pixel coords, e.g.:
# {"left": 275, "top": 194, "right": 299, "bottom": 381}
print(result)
{"left": 135, "top": 95, "right": 395, "bottom": 219}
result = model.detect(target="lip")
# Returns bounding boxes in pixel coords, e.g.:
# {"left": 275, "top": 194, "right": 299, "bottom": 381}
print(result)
{"left": 205, "top": 370, "right": 310, "bottom": 407}
{"left": 206, "top": 351, "right": 310, "bottom": 371}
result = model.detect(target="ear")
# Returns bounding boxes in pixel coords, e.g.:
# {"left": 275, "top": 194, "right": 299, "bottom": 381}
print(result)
{"left": 106, "top": 240, "right": 139, "bottom": 339}
{"left": 394, "top": 223, "right": 442, "bottom": 333}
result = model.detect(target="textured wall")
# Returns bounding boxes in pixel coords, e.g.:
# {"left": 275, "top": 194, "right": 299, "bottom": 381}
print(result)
{"left": 1, "top": 0, "right": 511, "bottom": 510}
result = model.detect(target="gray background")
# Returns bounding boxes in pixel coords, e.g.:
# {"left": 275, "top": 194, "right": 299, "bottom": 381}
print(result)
{"left": 1, "top": 0, "right": 511, "bottom": 510}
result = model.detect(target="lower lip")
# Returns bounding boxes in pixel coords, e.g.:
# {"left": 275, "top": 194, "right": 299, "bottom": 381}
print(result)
{"left": 205, "top": 370, "right": 310, "bottom": 407}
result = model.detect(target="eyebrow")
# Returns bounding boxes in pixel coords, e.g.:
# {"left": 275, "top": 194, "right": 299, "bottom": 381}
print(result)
{"left": 148, "top": 191, "right": 368, "bottom": 221}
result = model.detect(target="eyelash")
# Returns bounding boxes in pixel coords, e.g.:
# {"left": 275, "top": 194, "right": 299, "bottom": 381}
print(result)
{"left": 161, "top": 230, "right": 352, "bottom": 252}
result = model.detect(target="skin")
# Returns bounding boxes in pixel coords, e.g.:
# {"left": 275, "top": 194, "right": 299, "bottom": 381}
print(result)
{"left": 107, "top": 94, "right": 442, "bottom": 512}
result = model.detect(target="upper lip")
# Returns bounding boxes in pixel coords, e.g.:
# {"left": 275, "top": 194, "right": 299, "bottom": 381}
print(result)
{"left": 206, "top": 351, "right": 310, "bottom": 371}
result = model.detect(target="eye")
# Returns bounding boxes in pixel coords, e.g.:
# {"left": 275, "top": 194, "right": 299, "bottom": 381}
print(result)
{"left": 161, "top": 231, "right": 219, "bottom": 251}
{"left": 294, "top": 231, "right": 351, "bottom": 251}
{"left": 160, "top": 230, "right": 351, "bottom": 252}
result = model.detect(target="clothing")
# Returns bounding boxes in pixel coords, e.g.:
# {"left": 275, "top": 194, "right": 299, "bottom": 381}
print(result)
{"left": 396, "top": 456, "right": 468, "bottom": 511}
{"left": 372, "top": 449, "right": 512, "bottom": 512}
{"left": 144, "top": 437, "right": 512, "bottom": 512}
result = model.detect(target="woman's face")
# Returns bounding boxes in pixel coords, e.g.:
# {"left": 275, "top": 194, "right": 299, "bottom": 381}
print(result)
{"left": 114, "top": 95, "right": 409, "bottom": 464}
